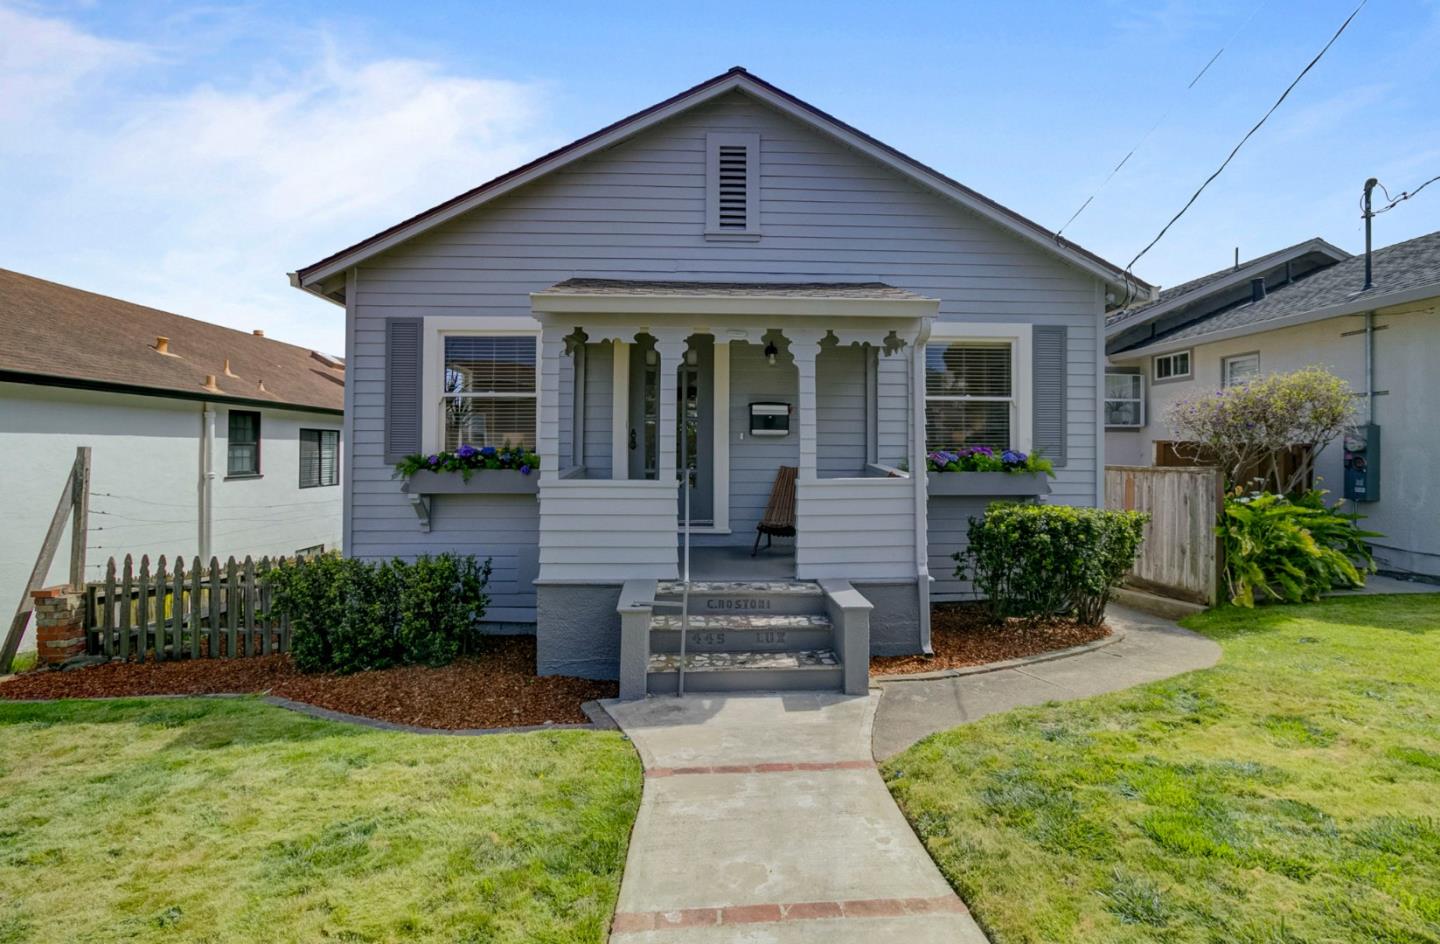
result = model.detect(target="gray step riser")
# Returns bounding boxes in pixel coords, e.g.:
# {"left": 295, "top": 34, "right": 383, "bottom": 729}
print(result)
{"left": 657, "top": 595, "right": 826, "bottom": 616}
{"left": 649, "top": 626, "right": 834, "bottom": 654}
{"left": 646, "top": 667, "right": 844, "bottom": 694}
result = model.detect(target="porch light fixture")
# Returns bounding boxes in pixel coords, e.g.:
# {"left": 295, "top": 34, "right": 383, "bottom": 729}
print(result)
{"left": 764, "top": 341, "right": 778, "bottom": 366}
{"left": 646, "top": 349, "right": 658, "bottom": 366}
{"left": 685, "top": 348, "right": 699, "bottom": 366}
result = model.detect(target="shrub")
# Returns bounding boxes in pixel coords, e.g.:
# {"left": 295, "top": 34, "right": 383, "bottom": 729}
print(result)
{"left": 1220, "top": 491, "right": 1379, "bottom": 606}
{"left": 265, "top": 553, "right": 491, "bottom": 673}
{"left": 1165, "top": 366, "right": 1355, "bottom": 493}
{"left": 956, "top": 503, "right": 1148, "bottom": 625}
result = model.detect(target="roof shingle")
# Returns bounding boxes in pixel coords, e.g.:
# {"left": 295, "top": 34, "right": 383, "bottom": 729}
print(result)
{"left": 0, "top": 268, "right": 343, "bottom": 412}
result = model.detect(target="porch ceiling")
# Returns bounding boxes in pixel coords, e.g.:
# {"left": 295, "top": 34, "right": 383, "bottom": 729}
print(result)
{"left": 530, "top": 278, "right": 939, "bottom": 318}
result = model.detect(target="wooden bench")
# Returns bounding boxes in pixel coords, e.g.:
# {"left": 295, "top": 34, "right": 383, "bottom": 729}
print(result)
{"left": 752, "top": 465, "right": 798, "bottom": 556}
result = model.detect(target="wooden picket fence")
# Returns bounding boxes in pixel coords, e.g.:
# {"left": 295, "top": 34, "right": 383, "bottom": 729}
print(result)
{"left": 85, "top": 555, "right": 291, "bottom": 661}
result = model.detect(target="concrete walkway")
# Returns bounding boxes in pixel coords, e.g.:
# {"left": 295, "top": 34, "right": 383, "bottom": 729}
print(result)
{"left": 871, "top": 605, "right": 1222, "bottom": 760}
{"left": 603, "top": 692, "right": 988, "bottom": 943}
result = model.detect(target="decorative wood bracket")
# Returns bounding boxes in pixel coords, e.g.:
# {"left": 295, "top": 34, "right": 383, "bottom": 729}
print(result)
{"left": 407, "top": 493, "right": 431, "bottom": 532}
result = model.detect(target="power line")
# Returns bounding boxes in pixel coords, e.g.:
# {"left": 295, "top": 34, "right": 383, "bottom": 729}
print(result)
{"left": 1055, "top": 0, "right": 1271, "bottom": 240}
{"left": 1122, "top": 0, "right": 1368, "bottom": 301}
{"left": 1373, "top": 173, "right": 1440, "bottom": 214}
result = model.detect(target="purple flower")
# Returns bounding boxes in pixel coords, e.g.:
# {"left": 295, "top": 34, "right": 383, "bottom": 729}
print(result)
{"left": 519, "top": 464, "right": 532, "bottom": 475}
{"left": 455, "top": 444, "right": 479, "bottom": 460}
{"left": 480, "top": 445, "right": 497, "bottom": 458}
{"left": 1002, "top": 450, "right": 1025, "bottom": 465}
{"left": 426, "top": 454, "right": 440, "bottom": 466}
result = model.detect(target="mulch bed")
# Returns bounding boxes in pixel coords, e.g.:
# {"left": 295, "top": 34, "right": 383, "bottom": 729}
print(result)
{"left": 870, "top": 602, "right": 1111, "bottom": 676}
{"left": 0, "top": 637, "right": 615, "bottom": 729}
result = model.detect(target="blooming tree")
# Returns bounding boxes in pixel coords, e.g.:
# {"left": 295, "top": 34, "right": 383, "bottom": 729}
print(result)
{"left": 1165, "top": 366, "right": 1355, "bottom": 494}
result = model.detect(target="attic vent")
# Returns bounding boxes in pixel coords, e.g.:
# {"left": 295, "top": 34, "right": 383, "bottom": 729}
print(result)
{"left": 706, "top": 132, "right": 760, "bottom": 237}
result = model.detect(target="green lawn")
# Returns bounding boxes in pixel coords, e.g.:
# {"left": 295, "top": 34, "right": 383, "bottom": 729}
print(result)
{"left": 0, "top": 698, "right": 641, "bottom": 943}
{"left": 884, "top": 595, "right": 1440, "bottom": 944}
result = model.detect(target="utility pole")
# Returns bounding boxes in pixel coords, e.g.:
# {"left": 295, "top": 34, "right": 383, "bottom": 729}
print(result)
{"left": 1362, "top": 177, "right": 1377, "bottom": 291}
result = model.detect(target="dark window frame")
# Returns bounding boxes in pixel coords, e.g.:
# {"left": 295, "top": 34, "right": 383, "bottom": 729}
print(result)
{"left": 227, "top": 410, "right": 262, "bottom": 478}
{"left": 299, "top": 428, "right": 340, "bottom": 488}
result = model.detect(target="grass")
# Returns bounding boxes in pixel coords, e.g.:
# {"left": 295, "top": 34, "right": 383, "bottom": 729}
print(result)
{"left": 0, "top": 697, "right": 642, "bottom": 943}
{"left": 884, "top": 595, "right": 1440, "bottom": 944}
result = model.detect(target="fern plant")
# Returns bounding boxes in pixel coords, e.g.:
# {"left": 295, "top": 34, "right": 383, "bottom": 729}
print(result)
{"left": 1220, "top": 492, "right": 1380, "bottom": 607}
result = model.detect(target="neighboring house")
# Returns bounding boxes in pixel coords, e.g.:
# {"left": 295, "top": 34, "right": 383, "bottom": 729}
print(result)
{"left": 291, "top": 67, "right": 1153, "bottom": 689}
{"left": 1105, "top": 230, "right": 1440, "bottom": 580}
{"left": 1, "top": 269, "right": 345, "bottom": 651}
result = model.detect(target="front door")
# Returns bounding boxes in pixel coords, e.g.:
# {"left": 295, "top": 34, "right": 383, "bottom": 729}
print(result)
{"left": 628, "top": 335, "right": 713, "bottom": 525}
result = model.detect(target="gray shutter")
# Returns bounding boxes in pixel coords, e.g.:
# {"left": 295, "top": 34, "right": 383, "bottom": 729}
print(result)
{"left": 384, "top": 318, "right": 424, "bottom": 463}
{"left": 1032, "top": 325, "right": 1067, "bottom": 467}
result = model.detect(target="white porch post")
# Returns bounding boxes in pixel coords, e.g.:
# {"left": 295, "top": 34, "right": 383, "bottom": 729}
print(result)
{"left": 652, "top": 330, "right": 689, "bottom": 483}
{"left": 911, "top": 319, "right": 934, "bottom": 652}
{"left": 789, "top": 329, "right": 824, "bottom": 480}
{"left": 538, "top": 322, "right": 565, "bottom": 482}
{"left": 611, "top": 340, "right": 630, "bottom": 480}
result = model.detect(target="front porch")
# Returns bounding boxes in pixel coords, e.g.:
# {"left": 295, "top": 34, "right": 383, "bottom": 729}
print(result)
{"left": 531, "top": 279, "right": 939, "bottom": 587}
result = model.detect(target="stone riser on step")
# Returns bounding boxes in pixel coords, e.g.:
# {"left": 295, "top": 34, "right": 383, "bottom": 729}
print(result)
{"left": 656, "top": 595, "right": 827, "bottom": 617}
{"left": 649, "top": 625, "right": 834, "bottom": 654}
{"left": 647, "top": 665, "right": 845, "bottom": 694}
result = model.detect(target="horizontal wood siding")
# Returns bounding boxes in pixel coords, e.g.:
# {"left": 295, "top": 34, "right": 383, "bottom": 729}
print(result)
{"left": 876, "top": 354, "right": 910, "bottom": 467}
{"left": 348, "top": 90, "right": 1105, "bottom": 594}
{"left": 796, "top": 478, "right": 915, "bottom": 579}
{"left": 724, "top": 340, "right": 800, "bottom": 542}
{"left": 927, "top": 495, "right": 991, "bottom": 600}
{"left": 538, "top": 480, "right": 678, "bottom": 580}
{"left": 583, "top": 341, "right": 613, "bottom": 477}
{"left": 817, "top": 344, "right": 867, "bottom": 478}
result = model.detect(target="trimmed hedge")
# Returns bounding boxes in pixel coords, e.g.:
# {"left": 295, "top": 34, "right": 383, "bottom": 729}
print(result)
{"left": 264, "top": 553, "right": 491, "bottom": 674}
{"left": 956, "top": 502, "right": 1148, "bottom": 625}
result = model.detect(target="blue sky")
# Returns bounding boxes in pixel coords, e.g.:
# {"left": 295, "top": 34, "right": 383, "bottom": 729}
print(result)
{"left": 2, "top": 1, "right": 1438, "bottom": 352}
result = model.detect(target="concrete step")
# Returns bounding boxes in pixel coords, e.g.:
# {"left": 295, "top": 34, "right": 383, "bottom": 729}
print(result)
{"left": 646, "top": 649, "right": 844, "bottom": 694}
{"left": 656, "top": 580, "right": 826, "bottom": 616}
{"left": 649, "top": 613, "right": 833, "bottom": 654}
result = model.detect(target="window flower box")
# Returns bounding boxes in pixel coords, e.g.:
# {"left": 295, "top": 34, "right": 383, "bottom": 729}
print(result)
{"left": 400, "top": 470, "right": 538, "bottom": 496}
{"left": 927, "top": 470, "right": 1050, "bottom": 497}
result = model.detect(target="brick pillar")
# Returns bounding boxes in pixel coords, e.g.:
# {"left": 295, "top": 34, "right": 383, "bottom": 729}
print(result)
{"left": 32, "top": 586, "right": 86, "bottom": 666}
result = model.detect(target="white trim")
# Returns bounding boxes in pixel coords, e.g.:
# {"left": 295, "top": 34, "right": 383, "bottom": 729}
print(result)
{"left": 420, "top": 315, "right": 540, "bottom": 453}
{"left": 611, "top": 342, "right": 630, "bottom": 479}
{"left": 530, "top": 292, "right": 939, "bottom": 319}
{"left": 1151, "top": 349, "right": 1192, "bottom": 383}
{"left": 1103, "top": 371, "right": 1146, "bottom": 429}
{"left": 926, "top": 322, "right": 1033, "bottom": 453}
{"left": 1222, "top": 351, "right": 1261, "bottom": 387}
{"left": 341, "top": 268, "right": 357, "bottom": 555}
{"left": 711, "top": 339, "right": 731, "bottom": 533}
{"left": 294, "top": 72, "right": 1143, "bottom": 297}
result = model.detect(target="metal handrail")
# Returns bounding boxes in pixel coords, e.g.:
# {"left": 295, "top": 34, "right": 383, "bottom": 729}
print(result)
{"left": 678, "top": 472, "right": 692, "bottom": 696}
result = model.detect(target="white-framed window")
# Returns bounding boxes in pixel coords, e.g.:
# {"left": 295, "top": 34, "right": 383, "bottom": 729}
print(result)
{"left": 705, "top": 131, "right": 760, "bottom": 238}
{"left": 1104, "top": 372, "right": 1145, "bottom": 428}
{"left": 420, "top": 317, "right": 539, "bottom": 452}
{"left": 1222, "top": 352, "right": 1261, "bottom": 387}
{"left": 925, "top": 324, "right": 1032, "bottom": 453}
{"left": 1152, "top": 349, "right": 1192, "bottom": 382}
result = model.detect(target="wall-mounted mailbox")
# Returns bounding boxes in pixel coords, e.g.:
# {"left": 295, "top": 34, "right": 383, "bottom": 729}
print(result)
{"left": 749, "top": 401, "right": 791, "bottom": 437}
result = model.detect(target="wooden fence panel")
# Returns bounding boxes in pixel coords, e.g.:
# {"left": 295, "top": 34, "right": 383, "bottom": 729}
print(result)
{"left": 1106, "top": 465, "right": 1222, "bottom": 607}
{"left": 84, "top": 553, "right": 293, "bottom": 662}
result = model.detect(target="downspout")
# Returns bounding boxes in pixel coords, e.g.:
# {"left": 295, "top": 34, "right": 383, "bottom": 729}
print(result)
{"left": 912, "top": 316, "right": 934, "bottom": 654}
{"left": 1362, "top": 177, "right": 1377, "bottom": 427}
{"left": 199, "top": 402, "right": 215, "bottom": 563}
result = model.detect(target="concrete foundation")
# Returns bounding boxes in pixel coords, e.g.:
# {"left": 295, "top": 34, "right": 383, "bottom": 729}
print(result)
{"left": 535, "top": 583, "right": 623, "bottom": 679}
{"left": 854, "top": 581, "right": 922, "bottom": 656}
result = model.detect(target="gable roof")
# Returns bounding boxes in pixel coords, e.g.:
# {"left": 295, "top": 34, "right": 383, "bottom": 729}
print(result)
{"left": 1112, "top": 230, "right": 1440, "bottom": 357}
{"left": 1105, "top": 237, "right": 1350, "bottom": 334}
{"left": 0, "top": 268, "right": 344, "bottom": 413}
{"left": 292, "top": 67, "right": 1153, "bottom": 303}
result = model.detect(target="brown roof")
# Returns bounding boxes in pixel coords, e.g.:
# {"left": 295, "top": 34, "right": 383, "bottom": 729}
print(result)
{"left": 538, "top": 278, "right": 930, "bottom": 300}
{"left": 295, "top": 67, "right": 1153, "bottom": 295}
{"left": 0, "top": 268, "right": 343, "bottom": 413}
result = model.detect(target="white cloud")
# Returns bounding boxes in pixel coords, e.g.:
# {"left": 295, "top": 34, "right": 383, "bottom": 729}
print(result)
{"left": 0, "top": 5, "right": 148, "bottom": 126}
{"left": 0, "top": 6, "right": 558, "bottom": 352}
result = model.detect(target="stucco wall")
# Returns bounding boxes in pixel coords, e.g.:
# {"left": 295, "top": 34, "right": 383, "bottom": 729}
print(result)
{"left": 1108, "top": 300, "right": 1440, "bottom": 577}
{"left": 1, "top": 382, "right": 342, "bottom": 652}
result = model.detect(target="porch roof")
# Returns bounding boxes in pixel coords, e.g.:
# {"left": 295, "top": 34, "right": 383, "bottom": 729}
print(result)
{"left": 531, "top": 278, "right": 940, "bottom": 318}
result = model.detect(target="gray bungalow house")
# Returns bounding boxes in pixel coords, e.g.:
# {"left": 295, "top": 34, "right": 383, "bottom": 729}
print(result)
{"left": 291, "top": 68, "right": 1151, "bottom": 696}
